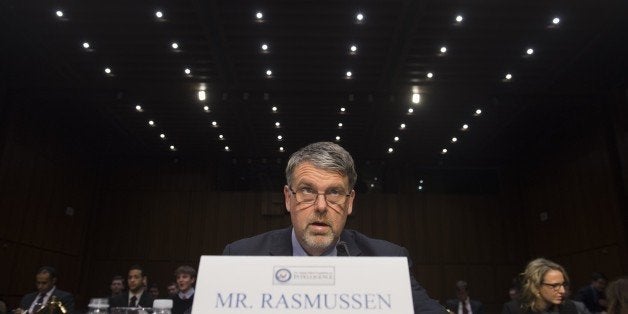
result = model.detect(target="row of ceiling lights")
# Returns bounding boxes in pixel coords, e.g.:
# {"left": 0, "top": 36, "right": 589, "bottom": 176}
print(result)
{"left": 412, "top": 12, "right": 562, "bottom": 159}
{"left": 53, "top": 7, "right": 562, "bottom": 159}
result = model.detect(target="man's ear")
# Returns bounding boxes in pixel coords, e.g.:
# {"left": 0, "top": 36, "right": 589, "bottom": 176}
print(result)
{"left": 283, "top": 185, "right": 291, "bottom": 212}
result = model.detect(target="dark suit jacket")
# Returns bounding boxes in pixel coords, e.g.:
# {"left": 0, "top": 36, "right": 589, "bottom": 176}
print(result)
{"left": 20, "top": 288, "right": 75, "bottom": 314}
{"left": 223, "top": 227, "right": 446, "bottom": 313}
{"left": 501, "top": 299, "right": 578, "bottom": 314}
{"left": 445, "top": 298, "right": 484, "bottom": 314}
{"left": 109, "top": 291, "right": 154, "bottom": 308}
{"left": 576, "top": 285, "right": 604, "bottom": 313}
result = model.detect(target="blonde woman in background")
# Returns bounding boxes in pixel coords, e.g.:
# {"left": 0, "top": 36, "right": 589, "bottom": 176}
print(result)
{"left": 503, "top": 258, "right": 577, "bottom": 313}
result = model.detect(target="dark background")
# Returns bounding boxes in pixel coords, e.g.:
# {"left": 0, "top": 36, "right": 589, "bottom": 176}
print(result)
{"left": 1, "top": 1, "right": 627, "bottom": 313}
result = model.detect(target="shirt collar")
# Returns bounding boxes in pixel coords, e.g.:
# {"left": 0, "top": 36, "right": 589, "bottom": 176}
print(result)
{"left": 178, "top": 288, "right": 195, "bottom": 299}
{"left": 291, "top": 228, "right": 338, "bottom": 256}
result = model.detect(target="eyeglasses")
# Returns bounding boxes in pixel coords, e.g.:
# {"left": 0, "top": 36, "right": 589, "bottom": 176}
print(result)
{"left": 542, "top": 282, "right": 569, "bottom": 291}
{"left": 289, "top": 187, "right": 350, "bottom": 206}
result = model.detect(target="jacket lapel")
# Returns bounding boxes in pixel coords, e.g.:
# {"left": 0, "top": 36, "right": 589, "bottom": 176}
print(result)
{"left": 269, "top": 227, "right": 293, "bottom": 256}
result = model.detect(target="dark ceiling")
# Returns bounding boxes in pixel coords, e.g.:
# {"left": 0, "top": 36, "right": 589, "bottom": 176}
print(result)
{"left": 2, "top": 0, "right": 627, "bottom": 174}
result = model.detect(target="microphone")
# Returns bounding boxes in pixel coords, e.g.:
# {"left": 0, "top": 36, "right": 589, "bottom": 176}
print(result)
{"left": 336, "top": 241, "right": 350, "bottom": 256}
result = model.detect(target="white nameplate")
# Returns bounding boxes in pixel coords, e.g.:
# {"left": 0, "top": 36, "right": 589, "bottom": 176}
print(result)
{"left": 192, "top": 256, "right": 413, "bottom": 313}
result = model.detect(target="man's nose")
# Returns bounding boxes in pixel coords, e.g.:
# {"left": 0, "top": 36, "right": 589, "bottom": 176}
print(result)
{"left": 314, "top": 194, "right": 328, "bottom": 211}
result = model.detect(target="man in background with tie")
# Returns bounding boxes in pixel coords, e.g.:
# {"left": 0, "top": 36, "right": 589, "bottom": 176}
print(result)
{"left": 16, "top": 266, "right": 74, "bottom": 314}
{"left": 109, "top": 265, "right": 154, "bottom": 308}
{"left": 222, "top": 142, "right": 445, "bottom": 313}
{"left": 445, "top": 280, "right": 484, "bottom": 314}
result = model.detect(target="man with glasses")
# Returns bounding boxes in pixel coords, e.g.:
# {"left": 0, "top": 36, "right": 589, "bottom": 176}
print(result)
{"left": 223, "top": 141, "right": 444, "bottom": 313}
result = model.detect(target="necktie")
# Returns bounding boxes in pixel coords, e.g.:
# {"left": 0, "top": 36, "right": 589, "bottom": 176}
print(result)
{"left": 129, "top": 296, "right": 137, "bottom": 307}
{"left": 461, "top": 301, "right": 469, "bottom": 314}
{"left": 32, "top": 294, "right": 46, "bottom": 314}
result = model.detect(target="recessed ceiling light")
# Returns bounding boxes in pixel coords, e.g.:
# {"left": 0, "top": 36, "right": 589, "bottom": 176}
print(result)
{"left": 440, "top": 46, "right": 447, "bottom": 54}
{"left": 338, "top": 122, "right": 343, "bottom": 128}
{"left": 211, "top": 121, "right": 218, "bottom": 127}
{"left": 394, "top": 136, "right": 400, "bottom": 142}
{"left": 400, "top": 123, "right": 406, "bottom": 129}
{"left": 451, "top": 137, "right": 458, "bottom": 143}
{"left": 155, "top": 11, "right": 163, "bottom": 18}
{"left": 104, "top": 67, "right": 112, "bottom": 74}
{"left": 441, "top": 148, "right": 448, "bottom": 154}
{"left": 279, "top": 146, "right": 285, "bottom": 152}
{"left": 345, "top": 71, "right": 352, "bottom": 78}
{"left": 256, "top": 12, "right": 263, "bottom": 20}
{"left": 418, "top": 185, "right": 423, "bottom": 190}
{"left": 408, "top": 108, "right": 414, "bottom": 114}
{"left": 552, "top": 17, "right": 560, "bottom": 25}
{"left": 266, "top": 69, "right": 272, "bottom": 76}
{"left": 388, "top": 147, "right": 394, "bottom": 153}
{"left": 475, "top": 109, "right": 482, "bottom": 116}
{"left": 277, "top": 135, "right": 283, "bottom": 141}
{"left": 184, "top": 68, "right": 191, "bottom": 75}
{"left": 335, "top": 136, "right": 341, "bottom": 141}
{"left": 350, "top": 45, "right": 357, "bottom": 53}
{"left": 148, "top": 120, "right": 155, "bottom": 126}
{"left": 419, "top": 179, "right": 424, "bottom": 184}
{"left": 461, "top": 124, "right": 469, "bottom": 131}
{"left": 271, "top": 106, "right": 278, "bottom": 112}
{"left": 426, "top": 72, "right": 434, "bottom": 79}
{"left": 171, "top": 42, "right": 179, "bottom": 49}
{"left": 412, "top": 93, "right": 421, "bottom": 104}
{"left": 198, "top": 90, "right": 206, "bottom": 101}
{"left": 455, "top": 15, "right": 463, "bottom": 23}
{"left": 218, "top": 134, "right": 224, "bottom": 140}
{"left": 526, "top": 48, "right": 534, "bottom": 55}
{"left": 135, "top": 105, "right": 142, "bottom": 112}
{"left": 203, "top": 105, "right": 210, "bottom": 112}
{"left": 356, "top": 13, "right": 364, "bottom": 22}
{"left": 82, "top": 42, "right": 90, "bottom": 49}
{"left": 169, "top": 145, "right": 176, "bottom": 151}
{"left": 224, "top": 146, "right": 230, "bottom": 151}
{"left": 261, "top": 43, "right": 268, "bottom": 51}
{"left": 505, "top": 73, "right": 512, "bottom": 80}
{"left": 275, "top": 121, "right": 280, "bottom": 128}
{"left": 55, "top": 10, "right": 64, "bottom": 18}
{"left": 160, "top": 133, "right": 166, "bottom": 139}
{"left": 340, "top": 107, "right": 346, "bottom": 113}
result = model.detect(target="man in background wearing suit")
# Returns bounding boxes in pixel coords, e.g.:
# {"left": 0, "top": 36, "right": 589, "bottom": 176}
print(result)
{"left": 16, "top": 266, "right": 75, "bottom": 314}
{"left": 445, "top": 280, "right": 484, "bottom": 314}
{"left": 223, "top": 141, "right": 445, "bottom": 313}
{"left": 109, "top": 265, "right": 154, "bottom": 308}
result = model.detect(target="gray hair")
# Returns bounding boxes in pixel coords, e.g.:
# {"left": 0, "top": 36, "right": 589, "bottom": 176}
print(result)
{"left": 285, "top": 142, "right": 357, "bottom": 190}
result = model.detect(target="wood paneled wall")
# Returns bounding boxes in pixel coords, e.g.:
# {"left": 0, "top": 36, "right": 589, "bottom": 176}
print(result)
{"left": 0, "top": 98, "right": 98, "bottom": 309}
{"left": 504, "top": 123, "right": 628, "bottom": 291}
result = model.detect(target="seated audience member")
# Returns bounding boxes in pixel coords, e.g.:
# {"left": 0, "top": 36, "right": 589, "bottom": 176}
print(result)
{"left": 222, "top": 142, "right": 445, "bottom": 313}
{"left": 565, "top": 286, "right": 591, "bottom": 314}
{"left": 148, "top": 283, "right": 160, "bottom": 299}
{"left": 576, "top": 272, "right": 608, "bottom": 314}
{"left": 16, "top": 266, "right": 75, "bottom": 314}
{"left": 166, "top": 282, "right": 178, "bottom": 298}
{"left": 502, "top": 258, "right": 577, "bottom": 314}
{"left": 446, "top": 280, "right": 484, "bottom": 314}
{"left": 605, "top": 277, "right": 628, "bottom": 314}
{"left": 172, "top": 266, "right": 196, "bottom": 314}
{"left": 110, "top": 275, "right": 125, "bottom": 298}
{"left": 109, "top": 265, "right": 154, "bottom": 308}
{"left": 1, "top": 300, "right": 7, "bottom": 314}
